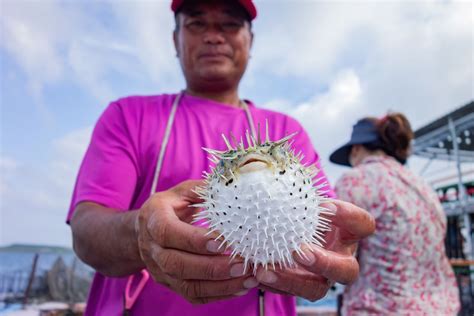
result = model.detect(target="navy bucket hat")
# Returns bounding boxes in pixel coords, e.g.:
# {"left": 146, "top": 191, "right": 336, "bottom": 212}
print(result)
{"left": 329, "top": 119, "right": 382, "bottom": 166}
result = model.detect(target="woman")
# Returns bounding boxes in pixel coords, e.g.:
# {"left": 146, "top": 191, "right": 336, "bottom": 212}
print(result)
{"left": 330, "top": 113, "right": 460, "bottom": 315}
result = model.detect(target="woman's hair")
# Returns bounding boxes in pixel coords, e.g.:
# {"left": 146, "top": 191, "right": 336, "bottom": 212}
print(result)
{"left": 363, "top": 113, "right": 414, "bottom": 164}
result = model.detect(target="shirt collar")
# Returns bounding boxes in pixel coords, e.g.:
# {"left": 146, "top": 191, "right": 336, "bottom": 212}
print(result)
{"left": 360, "top": 155, "right": 398, "bottom": 165}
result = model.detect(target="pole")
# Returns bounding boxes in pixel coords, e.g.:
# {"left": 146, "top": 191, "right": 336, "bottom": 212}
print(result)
{"left": 23, "top": 253, "right": 39, "bottom": 307}
{"left": 448, "top": 117, "right": 472, "bottom": 259}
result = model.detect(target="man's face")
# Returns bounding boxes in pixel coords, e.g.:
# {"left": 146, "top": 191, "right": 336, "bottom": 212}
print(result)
{"left": 173, "top": 1, "right": 253, "bottom": 89}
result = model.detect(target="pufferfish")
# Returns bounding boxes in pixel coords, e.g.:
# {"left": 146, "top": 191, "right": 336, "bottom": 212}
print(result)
{"left": 193, "top": 123, "right": 333, "bottom": 274}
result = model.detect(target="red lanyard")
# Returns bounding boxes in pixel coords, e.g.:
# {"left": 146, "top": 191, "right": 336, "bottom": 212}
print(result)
{"left": 123, "top": 269, "right": 150, "bottom": 314}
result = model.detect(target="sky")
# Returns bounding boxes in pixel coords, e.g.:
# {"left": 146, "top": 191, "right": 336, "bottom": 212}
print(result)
{"left": 1, "top": 0, "right": 473, "bottom": 248}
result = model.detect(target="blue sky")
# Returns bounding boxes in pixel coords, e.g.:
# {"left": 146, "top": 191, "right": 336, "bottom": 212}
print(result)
{"left": 1, "top": 0, "right": 473, "bottom": 247}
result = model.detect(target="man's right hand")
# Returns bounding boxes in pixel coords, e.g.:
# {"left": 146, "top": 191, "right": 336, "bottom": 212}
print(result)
{"left": 136, "top": 180, "right": 258, "bottom": 304}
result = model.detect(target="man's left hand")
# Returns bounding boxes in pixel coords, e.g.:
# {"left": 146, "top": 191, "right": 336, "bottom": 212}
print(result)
{"left": 255, "top": 200, "right": 375, "bottom": 301}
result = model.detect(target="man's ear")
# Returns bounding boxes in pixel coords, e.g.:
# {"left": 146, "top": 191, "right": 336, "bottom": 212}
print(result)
{"left": 249, "top": 31, "right": 254, "bottom": 50}
{"left": 173, "top": 30, "right": 179, "bottom": 57}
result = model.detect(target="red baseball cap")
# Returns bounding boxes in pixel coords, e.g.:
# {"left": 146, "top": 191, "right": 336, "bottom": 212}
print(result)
{"left": 171, "top": 0, "right": 257, "bottom": 20}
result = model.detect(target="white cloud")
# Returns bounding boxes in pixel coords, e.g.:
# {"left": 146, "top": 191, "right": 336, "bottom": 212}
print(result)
{"left": 1, "top": 1, "right": 76, "bottom": 97}
{"left": 1, "top": 0, "right": 182, "bottom": 104}
{"left": 0, "top": 156, "right": 20, "bottom": 200}
{"left": 251, "top": 1, "right": 472, "bottom": 115}
{"left": 292, "top": 70, "right": 362, "bottom": 120}
{"left": 2, "top": 16, "right": 62, "bottom": 96}
{"left": 252, "top": 1, "right": 369, "bottom": 78}
{"left": 51, "top": 126, "right": 93, "bottom": 188}
{"left": 262, "top": 69, "right": 364, "bottom": 184}
{"left": 3, "top": 1, "right": 470, "bottom": 113}
{"left": 0, "top": 127, "right": 92, "bottom": 246}
{"left": 110, "top": 1, "right": 184, "bottom": 91}
{"left": 0, "top": 156, "right": 19, "bottom": 171}
{"left": 68, "top": 40, "right": 125, "bottom": 105}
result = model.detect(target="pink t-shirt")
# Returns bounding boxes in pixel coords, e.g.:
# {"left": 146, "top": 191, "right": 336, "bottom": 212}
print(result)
{"left": 68, "top": 93, "right": 334, "bottom": 316}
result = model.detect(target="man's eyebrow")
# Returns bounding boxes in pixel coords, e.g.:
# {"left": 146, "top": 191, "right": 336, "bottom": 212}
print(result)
{"left": 223, "top": 9, "right": 247, "bottom": 20}
{"left": 183, "top": 8, "right": 204, "bottom": 17}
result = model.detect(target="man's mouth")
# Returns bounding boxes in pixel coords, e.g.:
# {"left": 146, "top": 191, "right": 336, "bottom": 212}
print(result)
{"left": 199, "top": 50, "right": 232, "bottom": 59}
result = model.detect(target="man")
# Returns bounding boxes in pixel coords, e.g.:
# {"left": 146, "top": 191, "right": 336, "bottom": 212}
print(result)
{"left": 68, "top": 1, "right": 375, "bottom": 315}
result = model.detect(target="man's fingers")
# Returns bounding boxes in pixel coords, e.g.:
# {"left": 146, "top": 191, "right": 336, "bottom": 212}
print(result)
{"left": 151, "top": 245, "right": 251, "bottom": 280}
{"left": 169, "top": 179, "right": 206, "bottom": 208}
{"left": 166, "top": 275, "right": 259, "bottom": 302}
{"left": 255, "top": 268, "right": 330, "bottom": 301}
{"left": 143, "top": 180, "right": 227, "bottom": 255}
{"left": 145, "top": 201, "right": 224, "bottom": 255}
{"left": 325, "top": 200, "right": 375, "bottom": 243}
{"left": 293, "top": 245, "right": 359, "bottom": 285}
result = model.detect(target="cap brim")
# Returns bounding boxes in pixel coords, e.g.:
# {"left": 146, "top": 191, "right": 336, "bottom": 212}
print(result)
{"left": 329, "top": 143, "right": 352, "bottom": 167}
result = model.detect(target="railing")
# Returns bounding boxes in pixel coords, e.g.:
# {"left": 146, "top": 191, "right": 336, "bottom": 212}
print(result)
{"left": 450, "top": 260, "right": 474, "bottom": 316}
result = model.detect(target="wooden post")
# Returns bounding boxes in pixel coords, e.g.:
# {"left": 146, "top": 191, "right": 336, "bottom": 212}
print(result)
{"left": 23, "top": 253, "right": 39, "bottom": 307}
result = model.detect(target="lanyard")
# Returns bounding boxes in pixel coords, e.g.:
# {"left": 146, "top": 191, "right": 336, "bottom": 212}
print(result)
{"left": 123, "top": 92, "right": 264, "bottom": 315}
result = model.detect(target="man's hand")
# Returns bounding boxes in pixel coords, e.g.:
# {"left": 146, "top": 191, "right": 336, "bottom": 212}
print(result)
{"left": 136, "top": 180, "right": 259, "bottom": 304}
{"left": 255, "top": 200, "right": 375, "bottom": 301}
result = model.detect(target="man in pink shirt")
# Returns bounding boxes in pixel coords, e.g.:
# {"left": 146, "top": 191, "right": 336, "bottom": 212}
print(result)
{"left": 68, "top": 1, "right": 375, "bottom": 315}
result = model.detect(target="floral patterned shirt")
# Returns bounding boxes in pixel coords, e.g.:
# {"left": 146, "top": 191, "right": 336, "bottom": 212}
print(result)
{"left": 335, "top": 155, "right": 460, "bottom": 315}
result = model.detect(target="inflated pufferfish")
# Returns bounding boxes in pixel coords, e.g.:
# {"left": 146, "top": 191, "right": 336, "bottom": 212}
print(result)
{"left": 194, "top": 123, "right": 333, "bottom": 274}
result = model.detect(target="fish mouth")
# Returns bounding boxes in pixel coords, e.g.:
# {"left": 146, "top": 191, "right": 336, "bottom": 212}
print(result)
{"left": 238, "top": 154, "right": 269, "bottom": 174}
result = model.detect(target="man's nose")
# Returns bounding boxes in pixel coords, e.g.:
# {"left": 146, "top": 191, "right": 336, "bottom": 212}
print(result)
{"left": 203, "top": 24, "right": 226, "bottom": 44}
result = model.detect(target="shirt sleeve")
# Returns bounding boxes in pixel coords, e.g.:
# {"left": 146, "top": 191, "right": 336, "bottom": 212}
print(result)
{"left": 288, "top": 119, "right": 336, "bottom": 199}
{"left": 66, "top": 101, "right": 139, "bottom": 223}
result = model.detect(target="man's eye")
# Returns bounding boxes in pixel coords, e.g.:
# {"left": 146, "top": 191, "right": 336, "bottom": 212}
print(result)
{"left": 221, "top": 21, "right": 242, "bottom": 32}
{"left": 186, "top": 21, "right": 207, "bottom": 32}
